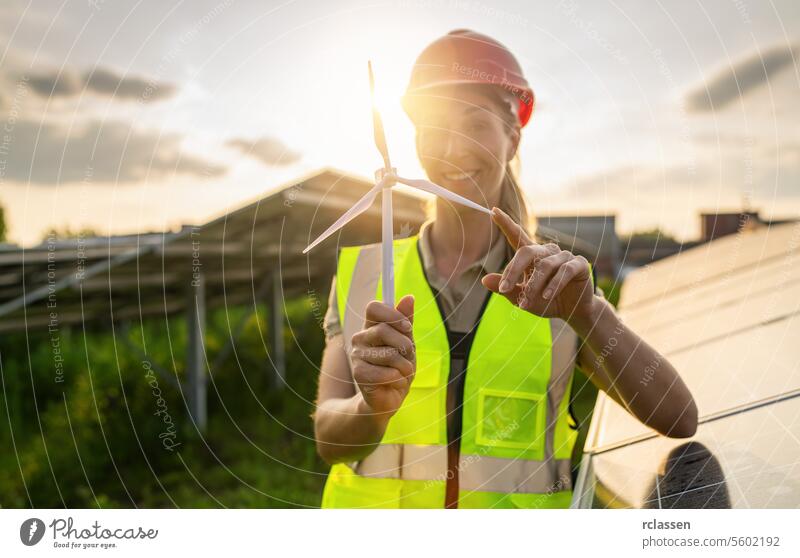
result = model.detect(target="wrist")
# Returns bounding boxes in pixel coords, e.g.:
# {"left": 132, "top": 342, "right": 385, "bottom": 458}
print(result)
{"left": 355, "top": 393, "right": 393, "bottom": 432}
{"left": 567, "top": 294, "right": 607, "bottom": 338}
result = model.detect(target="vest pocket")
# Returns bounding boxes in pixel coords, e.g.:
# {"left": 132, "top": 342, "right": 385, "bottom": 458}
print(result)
{"left": 322, "top": 463, "right": 402, "bottom": 508}
{"left": 382, "top": 349, "right": 446, "bottom": 445}
{"left": 476, "top": 388, "right": 546, "bottom": 458}
{"left": 410, "top": 348, "right": 445, "bottom": 387}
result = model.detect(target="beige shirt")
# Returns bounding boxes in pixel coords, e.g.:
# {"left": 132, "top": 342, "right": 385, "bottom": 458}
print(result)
{"left": 323, "top": 220, "right": 513, "bottom": 338}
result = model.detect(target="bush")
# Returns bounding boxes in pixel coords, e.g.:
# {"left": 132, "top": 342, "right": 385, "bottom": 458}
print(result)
{"left": 0, "top": 295, "right": 328, "bottom": 508}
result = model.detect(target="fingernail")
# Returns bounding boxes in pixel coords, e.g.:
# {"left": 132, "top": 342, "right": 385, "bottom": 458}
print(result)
{"left": 543, "top": 289, "right": 552, "bottom": 300}
{"left": 401, "top": 320, "right": 412, "bottom": 332}
{"left": 499, "top": 280, "right": 509, "bottom": 293}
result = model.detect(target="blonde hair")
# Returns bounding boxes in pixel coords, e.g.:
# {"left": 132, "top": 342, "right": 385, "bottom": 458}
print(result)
{"left": 501, "top": 156, "right": 534, "bottom": 236}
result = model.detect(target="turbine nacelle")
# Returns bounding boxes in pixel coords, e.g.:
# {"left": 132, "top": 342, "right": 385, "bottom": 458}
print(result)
{"left": 376, "top": 167, "right": 397, "bottom": 189}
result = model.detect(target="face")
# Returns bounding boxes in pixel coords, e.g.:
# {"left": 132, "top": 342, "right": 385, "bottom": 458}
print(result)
{"left": 413, "top": 86, "right": 520, "bottom": 211}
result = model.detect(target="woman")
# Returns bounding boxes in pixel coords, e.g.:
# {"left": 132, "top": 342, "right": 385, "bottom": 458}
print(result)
{"left": 313, "top": 29, "right": 697, "bottom": 509}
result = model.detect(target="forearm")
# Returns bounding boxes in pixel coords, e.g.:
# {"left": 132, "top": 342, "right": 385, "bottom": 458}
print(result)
{"left": 314, "top": 393, "right": 391, "bottom": 464}
{"left": 569, "top": 295, "right": 698, "bottom": 438}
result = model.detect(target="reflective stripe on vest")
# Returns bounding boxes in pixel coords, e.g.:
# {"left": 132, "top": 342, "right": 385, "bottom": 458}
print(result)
{"left": 324, "top": 236, "right": 579, "bottom": 508}
{"left": 355, "top": 443, "right": 573, "bottom": 493}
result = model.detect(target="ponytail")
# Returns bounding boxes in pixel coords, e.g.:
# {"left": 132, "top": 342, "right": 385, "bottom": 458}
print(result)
{"left": 499, "top": 156, "right": 534, "bottom": 238}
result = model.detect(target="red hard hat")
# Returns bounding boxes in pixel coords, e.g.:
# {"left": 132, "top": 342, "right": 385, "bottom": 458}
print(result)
{"left": 402, "top": 29, "right": 535, "bottom": 127}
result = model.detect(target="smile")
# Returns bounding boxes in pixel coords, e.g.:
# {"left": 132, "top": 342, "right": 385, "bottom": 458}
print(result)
{"left": 442, "top": 170, "right": 479, "bottom": 181}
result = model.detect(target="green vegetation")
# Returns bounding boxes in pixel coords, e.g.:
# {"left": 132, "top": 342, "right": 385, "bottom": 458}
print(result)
{"left": 0, "top": 205, "right": 6, "bottom": 242}
{"left": 0, "top": 297, "right": 328, "bottom": 508}
{"left": 597, "top": 277, "right": 621, "bottom": 308}
{"left": 41, "top": 226, "right": 100, "bottom": 242}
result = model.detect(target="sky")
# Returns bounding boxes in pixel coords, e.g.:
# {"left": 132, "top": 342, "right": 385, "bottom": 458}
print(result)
{"left": 0, "top": 0, "right": 798, "bottom": 246}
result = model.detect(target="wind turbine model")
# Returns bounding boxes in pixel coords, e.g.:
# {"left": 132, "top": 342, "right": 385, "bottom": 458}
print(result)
{"left": 303, "top": 61, "right": 492, "bottom": 305}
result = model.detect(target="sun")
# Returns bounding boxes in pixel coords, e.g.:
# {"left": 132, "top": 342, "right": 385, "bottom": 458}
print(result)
{"left": 311, "top": 48, "right": 424, "bottom": 180}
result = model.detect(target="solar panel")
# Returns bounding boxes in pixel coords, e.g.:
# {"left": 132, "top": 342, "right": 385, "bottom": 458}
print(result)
{"left": 620, "top": 224, "right": 800, "bottom": 308}
{"left": 588, "top": 315, "right": 800, "bottom": 449}
{"left": 574, "top": 222, "right": 800, "bottom": 508}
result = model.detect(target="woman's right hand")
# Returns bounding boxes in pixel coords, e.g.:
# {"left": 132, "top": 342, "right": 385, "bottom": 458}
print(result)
{"left": 350, "top": 295, "right": 416, "bottom": 420}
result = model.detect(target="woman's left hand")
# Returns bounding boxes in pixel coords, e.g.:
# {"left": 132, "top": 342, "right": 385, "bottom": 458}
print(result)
{"left": 482, "top": 207, "right": 595, "bottom": 323}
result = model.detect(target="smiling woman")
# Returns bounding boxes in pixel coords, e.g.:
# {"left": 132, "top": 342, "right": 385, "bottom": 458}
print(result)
{"left": 410, "top": 84, "right": 530, "bottom": 229}
{"left": 402, "top": 29, "right": 533, "bottom": 230}
{"left": 312, "top": 29, "right": 697, "bottom": 510}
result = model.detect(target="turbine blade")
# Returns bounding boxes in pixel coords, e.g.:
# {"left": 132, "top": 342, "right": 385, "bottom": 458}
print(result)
{"left": 303, "top": 182, "right": 383, "bottom": 254}
{"left": 395, "top": 176, "right": 492, "bottom": 215}
{"left": 368, "top": 61, "right": 391, "bottom": 169}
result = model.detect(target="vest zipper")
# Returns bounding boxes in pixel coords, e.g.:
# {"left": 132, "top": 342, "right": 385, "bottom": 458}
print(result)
{"left": 415, "top": 242, "right": 496, "bottom": 508}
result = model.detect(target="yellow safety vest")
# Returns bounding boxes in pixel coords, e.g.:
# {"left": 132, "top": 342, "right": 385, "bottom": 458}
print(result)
{"left": 322, "top": 235, "right": 579, "bottom": 508}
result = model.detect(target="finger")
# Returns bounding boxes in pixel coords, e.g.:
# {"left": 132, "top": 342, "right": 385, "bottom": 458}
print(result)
{"left": 351, "top": 345, "right": 414, "bottom": 376}
{"left": 356, "top": 323, "right": 415, "bottom": 355}
{"left": 523, "top": 251, "right": 573, "bottom": 301}
{"left": 355, "top": 363, "right": 408, "bottom": 391}
{"left": 482, "top": 273, "right": 524, "bottom": 305}
{"left": 491, "top": 206, "right": 533, "bottom": 249}
{"left": 543, "top": 258, "right": 590, "bottom": 301}
{"left": 395, "top": 295, "right": 414, "bottom": 339}
{"left": 364, "top": 299, "right": 413, "bottom": 334}
{"left": 499, "top": 244, "right": 554, "bottom": 294}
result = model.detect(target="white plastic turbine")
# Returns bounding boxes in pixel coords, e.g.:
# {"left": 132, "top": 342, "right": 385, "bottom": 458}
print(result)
{"left": 303, "top": 61, "right": 492, "bottom": 304}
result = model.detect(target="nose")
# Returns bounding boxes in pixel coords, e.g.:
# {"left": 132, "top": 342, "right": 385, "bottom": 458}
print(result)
{"left": 442, "top": 128, "right": 471, "bottom": 161}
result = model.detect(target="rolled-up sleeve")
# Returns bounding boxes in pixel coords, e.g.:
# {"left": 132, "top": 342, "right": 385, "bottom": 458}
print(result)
{"left": 323, "top": 275, "right": 342, "bottom": 340}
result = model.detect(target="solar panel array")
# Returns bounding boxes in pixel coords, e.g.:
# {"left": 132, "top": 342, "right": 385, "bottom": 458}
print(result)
{"left": 0, "top": 168, "right": 428, "bottom": 333}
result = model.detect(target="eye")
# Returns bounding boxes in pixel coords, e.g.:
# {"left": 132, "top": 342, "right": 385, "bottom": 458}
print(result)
{"left": 418, "top": 127, "right": 448, "bottom": 146}
{"left": 466, "top": 120, "right": 488, "bottom": 133}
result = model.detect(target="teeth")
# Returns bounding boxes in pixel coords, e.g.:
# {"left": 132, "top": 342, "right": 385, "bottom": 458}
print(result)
{"left": 443, "top": 171, "right": 478, "bottom": 180}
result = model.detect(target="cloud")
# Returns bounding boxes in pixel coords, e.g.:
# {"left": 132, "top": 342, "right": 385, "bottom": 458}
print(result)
{"left": 0, "top": 119, "right": 226, "bottom": 184}
{"left": 27, "top": 66, "right": 176, "bottom": 102}
{"left": 84, "top": 68, "right": 177, "bottom": 101}
{"left": 564, "top": 164, "right": 701, "bottom": 198}
{"left": 685, "top": 43, "right": 798, "bottom": 112}
{"left": 226, "top": 136, "right": 301, "bottom": 166}
{"left": 562, "top": 138, "right": 800, "bottom": 207}
{"left": 28, "top": 71, "right": 81, "bottom": 97}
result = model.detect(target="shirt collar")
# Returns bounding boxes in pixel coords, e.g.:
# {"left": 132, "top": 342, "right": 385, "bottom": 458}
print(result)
{"left": 417, "top": 220, "right": 509, "bottom": 281}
